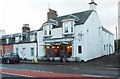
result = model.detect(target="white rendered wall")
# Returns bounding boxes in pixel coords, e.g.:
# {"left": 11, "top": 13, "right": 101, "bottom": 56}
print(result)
{"left": 14, "top": 43, "right": 37, "bottom": 60}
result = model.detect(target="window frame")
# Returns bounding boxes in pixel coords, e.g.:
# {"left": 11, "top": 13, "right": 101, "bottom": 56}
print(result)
{"left": 31, "top": 48, "right": 34, "bottom": 56}
{"left": 63, "top": 21, "right": 74, "bottom": 35}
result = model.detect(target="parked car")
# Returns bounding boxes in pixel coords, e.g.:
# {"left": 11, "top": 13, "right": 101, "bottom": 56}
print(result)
{"left": 2, "top": 53, "right": 20, "bottom": 64}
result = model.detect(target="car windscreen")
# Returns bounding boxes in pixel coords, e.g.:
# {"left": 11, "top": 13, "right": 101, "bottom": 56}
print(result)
{"left": 4, "top": 53, "right": 11, "bottom": 57}
{"left": 12, "top": 53, "right": 18, "bottom": 57}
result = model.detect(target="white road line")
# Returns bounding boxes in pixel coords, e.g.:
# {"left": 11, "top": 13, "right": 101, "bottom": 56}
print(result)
{"left": 2, "top": 72, "right": 34, "bottom": 78}
{"left": 81, "top": 74, "right": 114, "bottom": 78}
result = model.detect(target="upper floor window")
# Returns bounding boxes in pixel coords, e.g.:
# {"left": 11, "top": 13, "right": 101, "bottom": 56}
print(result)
{"left": 30, "top": 34, "right": 35, "bottom": 41}
{"left": 6, "top": 38, "right": 9, "bottom": 44}
{"left": 43, "top": 25, "right": 52, "bottom": 37}
{"left": 15, "top": 37, "right": 20, "bottom": 43}
{"left": 63, "top": 21, "right": 74, "bottom": 34}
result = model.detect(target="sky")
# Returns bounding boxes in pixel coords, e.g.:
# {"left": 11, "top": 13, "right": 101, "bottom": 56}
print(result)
{"left": 0, "top": 0, "right": 119, "bottom": 37}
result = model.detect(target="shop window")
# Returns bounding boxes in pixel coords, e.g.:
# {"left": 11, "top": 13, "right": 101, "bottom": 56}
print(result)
{"left": 78, "top": 46, "right": 82, "bottom": 54}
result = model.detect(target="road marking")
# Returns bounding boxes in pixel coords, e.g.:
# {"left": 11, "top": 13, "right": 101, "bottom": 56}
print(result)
{"left": 2, "top": 72, "right": 34, "bottom": 78}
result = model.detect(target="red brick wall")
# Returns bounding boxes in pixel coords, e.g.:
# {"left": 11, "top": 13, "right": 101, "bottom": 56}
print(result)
{"left": 3, "top": 44, "right": 13, "bottom": 55}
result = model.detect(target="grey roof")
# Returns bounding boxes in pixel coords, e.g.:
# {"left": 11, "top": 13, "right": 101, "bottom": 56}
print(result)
{"left": 1, "top": 30, "right": 38, "bottom": 45}
{"left": 40, "top": 10, "right": 93, "bottom": 30}
{"left": 102, "top": 26, "right": 114, "bottom": 35}
{"left": 43, "top": 19, "right": 58, "bottom": 26}
{"left": 61, "top": 14, "right": 79, "bottom": 21}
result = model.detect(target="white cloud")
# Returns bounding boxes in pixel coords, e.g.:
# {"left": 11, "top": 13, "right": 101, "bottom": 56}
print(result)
{"left": 0, "top": 0, "right": 119, "bottom": 35}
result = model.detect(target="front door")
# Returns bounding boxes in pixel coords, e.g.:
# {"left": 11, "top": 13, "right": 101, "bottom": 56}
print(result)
{"left": 22, "top": 48, "right": 26, "bottom": 59}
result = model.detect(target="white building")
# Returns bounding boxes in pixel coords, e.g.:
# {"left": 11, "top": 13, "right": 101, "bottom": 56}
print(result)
{"left": 37, "top": 0, "right": 114, "bottom": 62}
{"left": 13, "top": 25, "right": 38, "bottom": 60}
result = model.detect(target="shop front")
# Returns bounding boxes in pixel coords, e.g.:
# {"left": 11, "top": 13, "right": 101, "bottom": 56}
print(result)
{"left": 43, "top": 38, "right": 73, "bottom": 61}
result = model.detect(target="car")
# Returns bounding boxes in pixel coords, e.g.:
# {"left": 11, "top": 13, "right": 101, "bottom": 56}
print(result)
{"left": 2, "top": 53, "right": 20, "bottom": 64}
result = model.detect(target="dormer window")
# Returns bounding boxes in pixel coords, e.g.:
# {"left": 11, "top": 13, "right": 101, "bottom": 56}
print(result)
{"left": 43, "top": 25, "right": 53, "bottom": 37}
{"left": 62, "top": 15, "right": 79, "bottom": 35}
{"left": 15, "top": 36, "right": 20, "bottom": 43}
{"left": 63, "top": 21, "right": 74, "bottom": 34}
{"left": 6, "top": 38, "right": 9, "bottom": 44}
{"left": 30, "top": 34, "right": 35, "bottom": 41}
{"left": 42, "top": 19, "right": 58, "bottom": 37}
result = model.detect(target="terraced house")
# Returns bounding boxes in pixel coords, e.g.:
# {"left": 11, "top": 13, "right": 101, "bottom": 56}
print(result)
{"left": 0, "top": 0, "right": 115, "bottom": 62}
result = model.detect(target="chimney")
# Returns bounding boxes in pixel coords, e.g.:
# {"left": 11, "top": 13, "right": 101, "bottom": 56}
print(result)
{"left": 22, "top": 24, "right": 30, "bottom": 32}
{"left": 89, "top": 0, "right": 97, "bottom": 11}
{"left": 47, "top": 9, "right": 58, "bottom": 20}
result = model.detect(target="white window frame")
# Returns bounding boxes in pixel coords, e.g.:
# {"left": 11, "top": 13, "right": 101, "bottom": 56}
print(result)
{"left": 63, "top": 21, "right": 74, "bottom": 35}
{"left": 43, "top": 24, "right": 52, "bottom": 37}
{"left": 6, "top": 38, "right": 9, "bottom": 44}
{"left": 31, "top": 48, "right": 34, "bottom": 56}
{"left": 15, "top": 36, "right": 20, "bottom": 43}
{"left": 30, "top": 34, "right": 35, "bottom": 41}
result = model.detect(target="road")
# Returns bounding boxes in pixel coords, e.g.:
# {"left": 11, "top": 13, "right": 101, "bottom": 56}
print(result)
{"left": 0, "top": 63, "right": 119, "bottom": 79}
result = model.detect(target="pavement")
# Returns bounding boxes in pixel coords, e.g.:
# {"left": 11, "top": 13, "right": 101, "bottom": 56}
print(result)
{"left": 20, "top": 53, "right": 119, "bottom": 69}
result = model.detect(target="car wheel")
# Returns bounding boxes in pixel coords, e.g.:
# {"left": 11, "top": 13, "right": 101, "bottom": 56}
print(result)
{"left": 7, "top": 60, "right": 10, "bottom": 64}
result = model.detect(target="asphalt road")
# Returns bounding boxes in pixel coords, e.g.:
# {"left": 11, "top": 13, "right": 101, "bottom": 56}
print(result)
{"left": 0, "top": 53, "right": 119, "bottom": 79}
{"left": 1, "top": 63, "right": 119, "bottom": 78}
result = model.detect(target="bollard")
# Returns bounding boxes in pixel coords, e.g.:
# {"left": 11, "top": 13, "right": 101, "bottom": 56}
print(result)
{"left": 33, "top": 57, "right": 38, "bottom": 64}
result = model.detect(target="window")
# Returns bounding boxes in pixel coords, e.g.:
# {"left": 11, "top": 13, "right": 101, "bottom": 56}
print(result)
{"left": 104, "top": 45, "right": 105, "bottom": 51}
{"left": 6, "top": 38, "right": 9, "bottom": 44}
{"left": 31, "top": 48, "right": 34, "bottom": 56}
{"left": 44, "top": 30, "right": 47, "bottom": 35}
{"left": 63, "top": 21, "right": 74, "bottom": 34}
{"left": 15, "top": 37, "right": 20, "bottom": 43}
{"left": 71, "top": 27, "right": 73, "bottom": 33}
{"left": 16, "top": 48, "right": 18, "bottom": 54}
{"left": 30, "top": 34, "right": 35, "bottom": 41}
{"left": 78, "top": 46, "right": 82, "bottom": 54}
{"left": 43, "top": 25, "right": 52, "bottom": 36}
{"left": 65, "top": 26, "right": 68, "bottom": 33}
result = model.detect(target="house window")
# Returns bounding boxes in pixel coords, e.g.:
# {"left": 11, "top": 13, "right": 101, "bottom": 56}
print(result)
{"left": 16, "top": 48, "right": 18, "bottom": 54}
{"left": 63, "top": 21, "right": 74, "bottom": 34}
{"left": 31, "top": 48, "right": 34, "bottom": 56}
{"left": 15, "top": 37, "right": 20, "bottom": 43}
{"left": 71, "top": 27, "right": 73, "bottom": 33}
{"left": 104, "top": 45, "right": 105, "bottom": 51}
{"left": 65, "top": 26, "right": 68, "bottom": 33}
{"left": 30, "top": 34, "right": 35, "bottom": 41}
{"left": 43, "top": 25, "right": 52, "bottom": 36}
{"left": 6, "top": 38, "right": 9, "bottom": 44}
{"left": 78, "top": 46, "right": 82, "bottom": 54}
{"left": 20, "top": 36, "right": 23, "bottom": 41}
{"left": 44, "top": 30, "right": 47, "bottom": 35}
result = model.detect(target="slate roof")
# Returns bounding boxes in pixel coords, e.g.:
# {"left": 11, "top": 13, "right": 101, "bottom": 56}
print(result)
{"left": 102, "top": 26, "right": 114, "bottom": 35}
{"left": 1, "top": 30, "right": 37, "bottom": 45}
{"left": 40, "top": 10, "right": 94, "bottom": 30}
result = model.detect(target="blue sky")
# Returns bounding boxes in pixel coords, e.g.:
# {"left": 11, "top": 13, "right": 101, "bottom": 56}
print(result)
{"left": 0, "top": 0, "right": 119, "bottom": 36}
